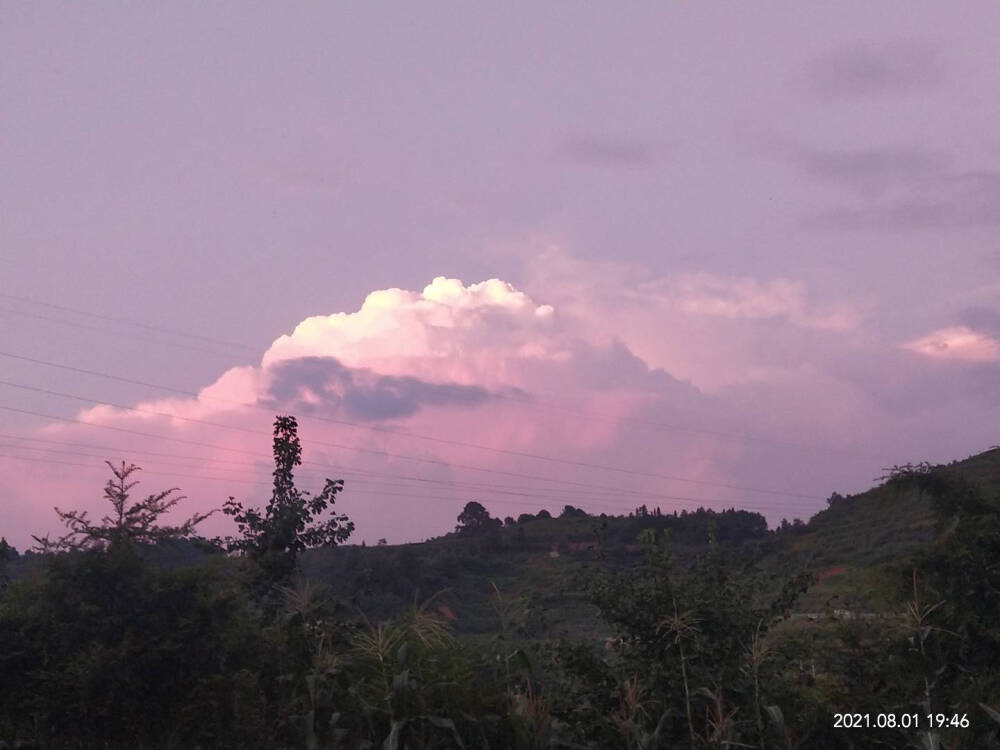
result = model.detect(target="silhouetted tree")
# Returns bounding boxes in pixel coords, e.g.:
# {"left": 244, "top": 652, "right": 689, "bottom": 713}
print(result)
{"left": 0, "top": 537, "right": 14, "bottom": 595}
{"left": 222, "top": 415, "right": 354, "bottom": 582}
{"left": 32, "top": 461, "right": 212, "bottom": 553}
{"left": 455, "top": 500, "right": 500, "bottom": 534}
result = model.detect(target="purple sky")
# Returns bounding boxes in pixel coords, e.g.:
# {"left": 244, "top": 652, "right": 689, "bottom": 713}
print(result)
{"left": 2, "top": 3, "right": 999, "bottom": 548}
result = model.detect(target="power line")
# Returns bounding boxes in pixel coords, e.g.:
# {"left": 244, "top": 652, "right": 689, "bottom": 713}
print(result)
{"left": 0, "top": 291, "right": 256, "bottom": 352}
{"left": 0, "top": 431, "right": 683, "bottom": 503}
{"left": 0, "top": 347, "right": 890, "bottom": 463}
{"left": 0, "top": 451, "right": 749, "bottom": 516}
{"left": 0, "top": 307, "right": 238, "bottom": 359}
{"left": 487, "top": 389, "right": 894, "bottom": 462}
{"left": 0, "top": 379, "right": 819, "bottom": 500}
{"left": 0, "top": 431, "right": 271, "bottom": 471}
{"left": 0, "top": 355, "right": 823, "bottom": 500}
{"left": 0, "top": 438, "right": 561, "bottom": 501}
{"left": 0, "top": 405, "right": 821, "bottom": 514}
{"left": 0, "top": 285, "right": 893, "bottom": 463}
{"left": 0, "top": 435, "right": 776, "bottom": 513}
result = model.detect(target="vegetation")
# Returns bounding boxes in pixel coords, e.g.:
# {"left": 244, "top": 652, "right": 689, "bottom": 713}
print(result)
{"left": 220, "top": 415, "right": 354, "bottom": 584}
{"left": 31, "top": 460, "right": 213, "bottom": 553}
{"left": 2, "top": 423, "right": 999, "bottom": 748}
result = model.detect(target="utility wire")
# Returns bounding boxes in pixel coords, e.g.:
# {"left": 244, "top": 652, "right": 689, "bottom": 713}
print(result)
{"left": 0, "top": 362, "right": 822, "bottom": 500}
{"left": 487, "top": 389, "right": 893, "bottom": 461}
{"left": 0, "top": 437, "right": 853, "bottom": 524}
{"left": 2, "top": 435, "right": 803, "bottom": 514}
{"left": 0, "top": 449, "right": 597, "bottom": 514}
{"left": 0, "top": 348, "right": 889, "bottom": 463}
{"left": 0, "top": 431, "right": 715, "bottom": 504}
{"left": 0, "top": 291, "right": 256, "bottom": 351}
{"left": 0, "top": 451, "right": 744, "bottom": 515}
{"left": 0, "top": 404, "right": 822, "bottom": 514}
{"left": 0, "top": 284, "right": 891, "bottom": 462}
{"left": 0, "top": 307, "right": 237, "bottom": 358}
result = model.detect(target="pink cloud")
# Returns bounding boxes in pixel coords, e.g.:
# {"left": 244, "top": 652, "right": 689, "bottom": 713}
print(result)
{"left": 12, "top": 276, "right": 732, "bottom": 547}
{"left": 262, "top": 277, "right": 560, "bottom": 389}
{"left": 519, "top": 245, "right": 865, "bottom": 391}
{"left": 648, "top": 272, "right": 861, "bottom": 331}
{"left": 903, "top": 326, "right": 1000, "bottom": 362}
{"left": 8, "top": 266, "right": 984, "bottom": 551}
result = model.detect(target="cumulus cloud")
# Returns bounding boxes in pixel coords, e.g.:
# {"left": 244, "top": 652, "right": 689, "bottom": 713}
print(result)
{"left": 9, "top": 262, "right": 996, "bottom": 552}
{"left": 903, "top": 326, "right": 1000, "bottom": 362}
{"left": 263, "top": 277, "right": 560, "bottom": 388}
{"left": 24, "top": 274, "right": 726, "bottom": 547}
{"left": 263, "top": 356, "right": 491, "bottom": 421}
{"left": 520, "top": 246, "right": 865, "bottom": 391}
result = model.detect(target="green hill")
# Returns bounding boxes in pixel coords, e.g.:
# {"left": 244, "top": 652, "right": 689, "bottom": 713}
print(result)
{"left": 296, "top": 445, "right": 1000, "bottom": 635}
{"left": 784, "top": 445, "right": 1000, "bottom": 612}
{"left": 4, "top": 445, "right": 998, "bottom": 748}
{"left": 6, "top": 446, "right": 997, "bottom": 635}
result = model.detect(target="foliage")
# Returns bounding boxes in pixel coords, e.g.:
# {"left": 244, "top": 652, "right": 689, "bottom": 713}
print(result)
{"left": 222, "top": 415, "right": 354, "bottom": 582}
{"left": 341, "top": 596, "right": 500, "bottom": 747}
{"left": 0, "top": 547, "right": 271, "bottom": 748}
{"left": 581, "top": 535, "right": 813, "bottom": 748}
{"left": 455, "top": 500, "right": 501, "bottom": 535}
{"left": 0, "top": 538, "right": 16, "bottom": 562}
{"left": 4, "top": 442, "right": 1000, "bottom": 748}
{"left": 31, "top": 460, "right": 213, "bottom": 553}
{"left": 889, "top": 463, "right": 1000, "bottom": 745}
{"left": 0, "top": 538, "right": 14, "bottom": 596}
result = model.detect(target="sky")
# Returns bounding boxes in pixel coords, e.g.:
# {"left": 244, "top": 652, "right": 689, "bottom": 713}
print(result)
{"left": 2, "top": 3, "right": 999, "bottom": 549}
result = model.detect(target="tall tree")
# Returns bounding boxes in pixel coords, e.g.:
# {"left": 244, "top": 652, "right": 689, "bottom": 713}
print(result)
{"left": 222, "top": 416, "right": 354, "bottom": 581}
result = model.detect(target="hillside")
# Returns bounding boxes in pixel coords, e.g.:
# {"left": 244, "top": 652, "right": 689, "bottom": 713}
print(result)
{"left": 7, "top": 446, "right": 997, "bottom": 630}
{"left": 786, "top": 445, "right": 1000, "bottom": 611}
{"left": 4, "top": 445, "right": 999, "bottom": 748}
{"left": 299, "top": 445, "right": 1000, "bottom": 634}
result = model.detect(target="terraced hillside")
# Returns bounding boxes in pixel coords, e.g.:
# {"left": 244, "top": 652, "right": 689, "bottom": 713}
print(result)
{"left": 301, "top": 446, "right": 1000, "bottom": 633}
{"left": 781, "top": 446, "right": 1000, "bottom": 612}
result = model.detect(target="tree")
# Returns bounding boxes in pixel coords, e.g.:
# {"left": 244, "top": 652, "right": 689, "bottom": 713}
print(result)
{"left": 455, "top": 501, "right": 500, "bottom": 535}
{"left": 222, "top": 416, "right": 354, "bottom": 581}
{"left": 0, "top": 537, "right": 15, "bottom": 594}
{"left": 32, "top": 461, "right": 212, "bottom": 553}
{"left": 0, "top": 536, "right": 272, "bottom": 748}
